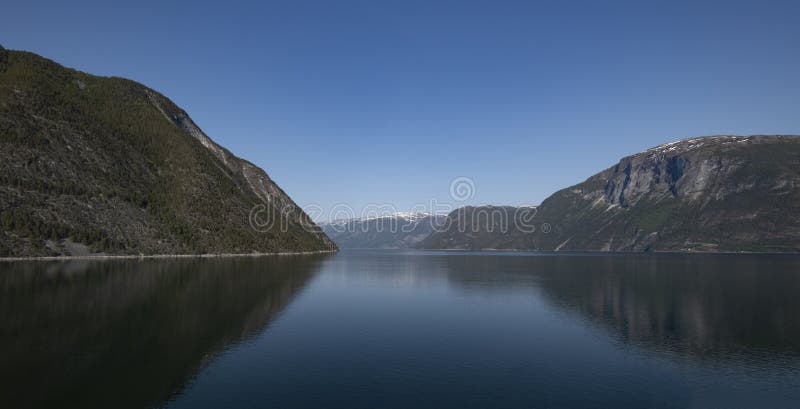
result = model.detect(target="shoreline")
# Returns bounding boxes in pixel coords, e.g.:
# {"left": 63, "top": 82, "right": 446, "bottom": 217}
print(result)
{"left": 0, "top": 249, "right": 338, "bottom": 262}
{"left": 4, "top": 247, "right": 799, "bottom": 262}
{"left": 352, "top": 248, "right": 800, "bottom": 255}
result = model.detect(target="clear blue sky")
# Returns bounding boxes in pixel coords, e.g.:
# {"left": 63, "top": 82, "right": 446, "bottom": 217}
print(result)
{"left": 3, "top": 0, "right": 799, "bottom": 218}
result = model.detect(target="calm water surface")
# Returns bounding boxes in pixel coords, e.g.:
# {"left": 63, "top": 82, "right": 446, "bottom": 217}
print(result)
{"left": 1, "top": 250, "right": 800, "bottom": 408}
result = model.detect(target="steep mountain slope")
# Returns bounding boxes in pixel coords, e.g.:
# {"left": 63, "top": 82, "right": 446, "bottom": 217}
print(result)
{"left": 321, "top": 212, "right": 447, "bottom": 249}
{"left": 419, "top": 135, "right": 800, "bottom": 252}
{"left": 0, "top": 44, "right": 335, "bottom": 257}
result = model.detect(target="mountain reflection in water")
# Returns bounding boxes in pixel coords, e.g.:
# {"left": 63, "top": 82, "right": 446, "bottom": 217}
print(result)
{"left": 0, "top": 255, "right": 326, "bottom": 408}
{"left": 441, "top": 253, "right": 800, "bottom": 363}
{"left": 3, "top": 251, "right": 800, "bottom": 409}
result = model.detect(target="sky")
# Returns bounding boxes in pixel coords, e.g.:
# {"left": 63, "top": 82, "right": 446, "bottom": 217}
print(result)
{"left": 3, "top": 0, "right": 799, "bottom": 219}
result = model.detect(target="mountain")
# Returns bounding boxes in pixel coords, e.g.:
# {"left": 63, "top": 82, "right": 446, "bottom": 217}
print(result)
{"left": 0, "top": 44, "right": 336, "bottom": 257}
{"left": 320, "top": 212, "right": 447, "bottom": 249}
{"left": 415, "top": 206, "right": 538, "bottom": 250}
{"left": 419, "top": 135, "right": 800, "bottom": 252}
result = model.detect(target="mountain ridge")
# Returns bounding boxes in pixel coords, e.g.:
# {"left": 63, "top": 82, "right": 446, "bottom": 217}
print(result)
{"left": 321, "top": 212, "right": 447, "bottom": 249}
{"left": 0, "top": 45, "right": 335, "bottom": 257}
{"left": 419, "top": 135, "right": 800, "bottom": 252}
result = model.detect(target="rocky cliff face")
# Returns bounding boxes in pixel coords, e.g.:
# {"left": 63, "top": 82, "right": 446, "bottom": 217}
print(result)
{"left": 0, "top": 46, "right": 335, "bottom": 257}
{"left": 420, "top": 135, "right": 800, "bottom": 252}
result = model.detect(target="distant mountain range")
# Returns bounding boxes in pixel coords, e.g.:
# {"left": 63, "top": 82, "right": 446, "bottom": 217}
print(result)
{"left": 320, "top": 213, "right": 447, "bottom": 249}
{"left": 0, "top": 44, "right": 335, "bottom": 257}
{"left": 419, "top": 135, "right": 800, "bottom": 252}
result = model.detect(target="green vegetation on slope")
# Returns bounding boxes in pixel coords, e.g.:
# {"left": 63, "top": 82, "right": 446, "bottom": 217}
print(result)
{"left": 420, "top": 136, "right": 800, "bottom": 252}
{"left": 0, "top": 45, "right": 334, "bottom": 257}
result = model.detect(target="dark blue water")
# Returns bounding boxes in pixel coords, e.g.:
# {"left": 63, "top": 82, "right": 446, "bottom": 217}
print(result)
{"left": 2, "top": 250, "right": 800, "bottom": 408}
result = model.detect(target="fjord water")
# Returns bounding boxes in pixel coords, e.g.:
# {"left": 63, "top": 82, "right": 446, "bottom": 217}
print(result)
{"left": 1, "top": 251, "right": 799, "bottom": 408}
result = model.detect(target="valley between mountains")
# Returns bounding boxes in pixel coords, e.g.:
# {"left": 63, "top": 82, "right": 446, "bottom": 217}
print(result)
{"left": 2, "top": 44, "right": 799, "bottom": 256}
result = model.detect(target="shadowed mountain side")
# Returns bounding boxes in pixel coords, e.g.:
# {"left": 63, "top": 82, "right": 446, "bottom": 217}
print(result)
{"left": 0, "top": 45, "right": 335, "bottom": 256}
{"left": 440, "top": 254, "right": 800, "bottom": 362}
{"left": 0, "top": 255, "right": 327, "bottom": 408}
